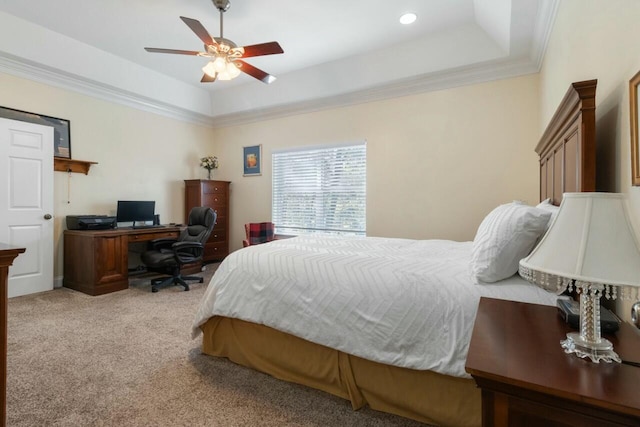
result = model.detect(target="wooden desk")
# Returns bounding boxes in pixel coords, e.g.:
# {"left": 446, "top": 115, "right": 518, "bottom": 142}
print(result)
{"left": 466, "top": 297, "right": 640, "bottom": 427}
{"left": 63, "top": 226, "right": 189, "bottom": 295}
{"left": 0, "top": 244, "right": 25, "bottom": 427}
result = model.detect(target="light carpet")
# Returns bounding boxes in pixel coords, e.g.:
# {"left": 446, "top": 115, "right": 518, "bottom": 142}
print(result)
{"left": 7, "top": 264, "right": 427, "bottom": 426}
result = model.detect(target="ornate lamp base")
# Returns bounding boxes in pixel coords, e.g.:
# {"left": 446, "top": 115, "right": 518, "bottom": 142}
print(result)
{"left": 556, "top": 282, "right": 623, "bottom": 364}
{"left": 561, "top": 332, "right": 621, "bottom": 363}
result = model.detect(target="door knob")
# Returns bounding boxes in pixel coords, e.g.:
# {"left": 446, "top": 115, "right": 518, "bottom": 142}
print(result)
{"left": 44, "top": 214, "right": 53, "bottom": 220}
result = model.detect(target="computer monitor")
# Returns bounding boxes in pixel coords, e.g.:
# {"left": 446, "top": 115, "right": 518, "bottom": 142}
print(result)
{"left": 116, "top": 201, "right": 155, "bottom": 227}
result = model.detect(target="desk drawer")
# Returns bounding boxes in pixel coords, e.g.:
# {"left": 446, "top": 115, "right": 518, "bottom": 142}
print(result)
{"left": 128, "top": 231, "right": 178, "bottom": 242}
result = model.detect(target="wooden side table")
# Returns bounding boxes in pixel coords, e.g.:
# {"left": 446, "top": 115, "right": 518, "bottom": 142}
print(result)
{"left": 0, "top": 244, "right": 25, "bottom": 427}
{"left": 465, "top": 297, "right": 640, "bottom": 427}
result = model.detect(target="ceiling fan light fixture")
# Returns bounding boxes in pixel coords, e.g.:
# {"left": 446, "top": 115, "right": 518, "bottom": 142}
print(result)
{"left": 226, "top": 61, "right": 241, "bottom": 78}
{"left": 204, "top": 59, "right": 241, "bottom": 80}
{"left": 213, "top": 56, "right": 227, "bottom": 72}
{"left": 202, "top": 61, "right": 218, "bottom": 78}
{"left": 399, "top": 12, "right": 417, "bottom": 25}
{"left": 216, "top": 68, "right": 233, "bottom": 81}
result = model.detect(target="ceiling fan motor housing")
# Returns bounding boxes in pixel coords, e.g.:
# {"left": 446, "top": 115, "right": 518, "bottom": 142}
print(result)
{"left": 212, "top": 0, "right": 231, "bottom": 12}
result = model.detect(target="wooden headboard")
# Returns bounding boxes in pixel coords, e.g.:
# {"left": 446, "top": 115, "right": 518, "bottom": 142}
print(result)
{"left": 536, "top": 80, "right": 597, "bottom": 205}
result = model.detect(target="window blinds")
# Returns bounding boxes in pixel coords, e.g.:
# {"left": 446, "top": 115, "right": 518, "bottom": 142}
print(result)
{"left": 272, "top": 142, "right": 366, "bottom": 236}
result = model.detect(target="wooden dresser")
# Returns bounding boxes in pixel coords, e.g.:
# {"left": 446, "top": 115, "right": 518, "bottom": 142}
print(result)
{"left": 466, "top": 298, "right": 640, "bottom": 426}
{"left": 0, "top": 244, "right": 25, "bottom": 427}
{"left": 184, "top": 180, "right": 230, "bottom": 262}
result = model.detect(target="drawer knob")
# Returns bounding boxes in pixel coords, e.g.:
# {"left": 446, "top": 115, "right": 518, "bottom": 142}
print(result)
{"left": 214, "top": 187, "right": 218, "bottom": 191}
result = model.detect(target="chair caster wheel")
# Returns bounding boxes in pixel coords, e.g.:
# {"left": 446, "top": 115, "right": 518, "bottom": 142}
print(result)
{"left": 199, "top": 278, "right": 204, "bottom": 283}
{"left": 152, "top": 287, "right": 158, "bottom": 293}
{"left": 184, "top": 286, "right": 190, "bottom": 292}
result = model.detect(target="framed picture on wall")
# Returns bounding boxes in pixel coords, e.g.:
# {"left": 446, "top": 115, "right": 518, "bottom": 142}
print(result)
{"left": 630, "top": 70, "right": 640, "bottom": 186}
{"left": 0, "top": 105, "right": 71, "bottom": 159}
{"left": 243, "top": 144, "right": 262, "bottom": 176}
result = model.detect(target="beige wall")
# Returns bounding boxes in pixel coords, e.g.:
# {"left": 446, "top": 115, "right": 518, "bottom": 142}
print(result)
{"left": 0, "top": 58, "right": 542, "bottom": 290}
{"left": 211, "top": 74, "right": 541, "bottom": 253}
{"left": 0, "top": 73, "right": 215, "bottom": 282}
{"left": 539, "top": 0, "right": 640, "bottom": 321}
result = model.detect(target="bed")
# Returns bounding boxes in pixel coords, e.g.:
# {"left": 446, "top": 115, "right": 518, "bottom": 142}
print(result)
{"left": 191, "top": 79, "right": 598, "bottom": 427}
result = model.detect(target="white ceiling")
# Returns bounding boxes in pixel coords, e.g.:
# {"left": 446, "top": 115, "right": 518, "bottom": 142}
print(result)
{"left": 0, "top": 0, "right": 558, "bottom": 127}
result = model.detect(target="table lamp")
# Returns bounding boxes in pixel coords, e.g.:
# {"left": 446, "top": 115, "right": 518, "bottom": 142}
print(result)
{"left": 519, "top": 193, "right": 640, "bottom": 363}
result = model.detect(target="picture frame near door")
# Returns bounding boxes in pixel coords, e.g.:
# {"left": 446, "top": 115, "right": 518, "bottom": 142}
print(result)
{"left": 0, "top": 105, "right": 71, "bottom": 159}
{"left": 243, "top": 144, "right": 262, "bottom": 176}
{"left": 629, "top": 70, "right": 640, "bottom": 186}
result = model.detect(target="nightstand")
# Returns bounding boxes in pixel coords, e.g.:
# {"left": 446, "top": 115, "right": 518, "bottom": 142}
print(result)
{"left": 465, "top": 297, "right": 640, "bottom": 426}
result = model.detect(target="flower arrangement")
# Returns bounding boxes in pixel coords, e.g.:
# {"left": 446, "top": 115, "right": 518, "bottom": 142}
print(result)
{"left": 200, "top": 155, "right": 219, "bottom": 179}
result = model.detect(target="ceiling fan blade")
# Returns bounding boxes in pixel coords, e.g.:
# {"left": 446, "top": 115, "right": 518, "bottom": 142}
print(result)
{"left": 240, "top": 42, "right": 284, "bottom": 58}
{"left": 235, "top": 60, "right": 276, "bottom": 84}
{"left": 144, "top": 47, "right": 202, "bottom": 56}
{"left": 180, "top": 16, "right": 216, "bottom": 46}
{"left": 201, "top": 73, "right": 217, "bottom": 83}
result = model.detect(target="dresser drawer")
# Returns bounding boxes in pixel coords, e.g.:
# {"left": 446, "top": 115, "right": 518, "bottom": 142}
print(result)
{"left": 203, "top": 193, "right": 227, "bottom": 207}
{"left": 203, "top": 183, "right": 228, "bottom": 195}
{"left": 209, "top": 229, "right": 226, "bottom": 243}
{"left": 212, "top": 214, "right": 227, "bottom": 230}
{"left": 205, "top": 241, "right": 228, "bottom": 260}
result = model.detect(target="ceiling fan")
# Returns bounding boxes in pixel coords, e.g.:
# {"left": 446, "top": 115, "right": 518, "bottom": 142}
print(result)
{"left": 144, "top": 0, "right": 284, "bottom": 84}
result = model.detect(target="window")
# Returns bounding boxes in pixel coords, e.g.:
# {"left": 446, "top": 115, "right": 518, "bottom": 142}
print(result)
{"left": 272, "top": 142, "right": 366, "bottom": 236}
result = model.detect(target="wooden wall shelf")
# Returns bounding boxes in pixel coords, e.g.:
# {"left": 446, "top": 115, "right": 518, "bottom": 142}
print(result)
{"left": 54, "top": 158, "right": 97, "bottom": 175}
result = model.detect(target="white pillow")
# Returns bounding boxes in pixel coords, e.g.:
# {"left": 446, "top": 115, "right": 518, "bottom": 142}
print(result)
{"left": 536, "top": 198, "right": 560, "bottom": 230}
{"left": 471, "top": 202, "right": 551, "bottom": 283}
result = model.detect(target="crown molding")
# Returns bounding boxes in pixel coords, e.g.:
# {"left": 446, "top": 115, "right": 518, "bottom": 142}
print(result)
{"left": 210, "top": 57, "right": 539, "bottom": 128}
{"left": 0, "top": 52, "right": 216, "bottom": 127}
{"left": 530, "top": 0, "right": 559, "bottom": 70}
{"left": 0, "top": 52, "right": 539, "bottom": 130}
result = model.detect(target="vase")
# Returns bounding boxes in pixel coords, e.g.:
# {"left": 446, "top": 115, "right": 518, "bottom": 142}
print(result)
{"left": 207, "top": 169, "right": 212, "bottom": 180}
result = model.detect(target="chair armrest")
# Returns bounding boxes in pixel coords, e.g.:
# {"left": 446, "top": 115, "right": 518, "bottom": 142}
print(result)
{"left": 172, "top": 241, "right": 204, "bottom": 264}
{"left": 148, "top": 238, "right": 177, "bottom": 251}
{"left": 172, "top": 241, "right": 203, "bottom": 250}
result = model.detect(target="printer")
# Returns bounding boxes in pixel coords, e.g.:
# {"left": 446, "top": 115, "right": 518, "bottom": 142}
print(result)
{"left": 66, "top": 215, "right": 117, "bottom": 230}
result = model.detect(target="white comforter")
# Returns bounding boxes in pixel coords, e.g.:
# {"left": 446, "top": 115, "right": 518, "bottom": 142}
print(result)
{"left": 192, "top": 235, "right": 557, "bottom": 378}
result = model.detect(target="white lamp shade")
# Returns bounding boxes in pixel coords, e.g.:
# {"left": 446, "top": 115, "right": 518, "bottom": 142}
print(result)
{"left": 520, "top": 193, "right": 640, "bottom": 288}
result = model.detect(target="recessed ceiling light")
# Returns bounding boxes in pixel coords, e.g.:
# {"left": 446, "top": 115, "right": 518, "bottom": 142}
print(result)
{"left": 399, "top": 13, "right": 417, "bottom": 25}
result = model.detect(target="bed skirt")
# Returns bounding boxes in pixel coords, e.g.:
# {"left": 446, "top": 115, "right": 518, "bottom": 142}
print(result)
{"left": 200, "top": 316, "right": 480, "bottom": 427}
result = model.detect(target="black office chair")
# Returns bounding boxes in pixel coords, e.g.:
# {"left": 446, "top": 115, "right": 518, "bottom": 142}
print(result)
{"left": 141, "top": 207, "right": 216, "bottom": 293}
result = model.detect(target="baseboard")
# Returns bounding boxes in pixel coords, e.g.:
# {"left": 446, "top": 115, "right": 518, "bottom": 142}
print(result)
{"left": 54, "top": 275, "right": 64, "bottom": 289}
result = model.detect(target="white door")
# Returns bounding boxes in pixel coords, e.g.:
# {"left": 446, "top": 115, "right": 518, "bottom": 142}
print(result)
{"left": 0, "top": 118, "right": 54, "bottom": 297}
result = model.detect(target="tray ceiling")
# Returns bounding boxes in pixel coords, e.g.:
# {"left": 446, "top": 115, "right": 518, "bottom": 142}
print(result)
{"left": 0, "top": 0, "right": 558, "bottom": 127}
